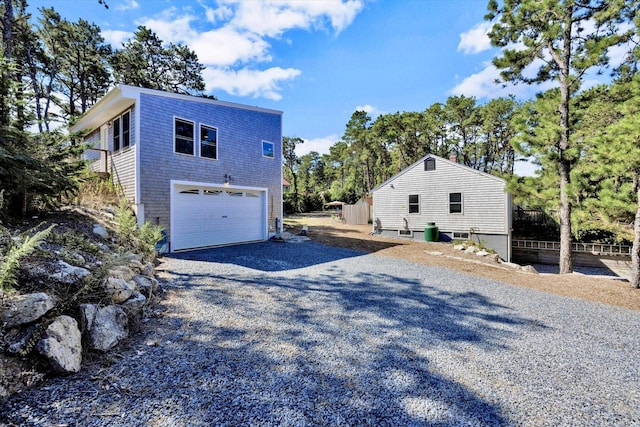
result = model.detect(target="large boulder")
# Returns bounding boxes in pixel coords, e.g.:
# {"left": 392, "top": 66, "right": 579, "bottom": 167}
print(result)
{"left": 104, "top": 277, "right": 135, "bottom": 304}
{"left": 132, "top": 275, "right": 158, "bottom": 298}
{"left": 107, "top": 265, "right": 135, "bottom": 282}
{"left": 37, "top": 316, "right": 82, "bottom": 374}
{"left": 87, "top": 305, "right": 128, "bottom": 352}
{"left": 79, "top": 303, "right": 98, "bottom": 332}
{"left": 122, "top": 292, "right": 146, "bottom": 314}
{"left": 141, "top": 262, "right": 155, "bottom": 277}
{"left": 2, "top": 293, "right": 55, "bottom": 329}
{"left": 51, "top": 261, "right": 90, "bottom": 284}
{"left": 92, "top": 223, "right": 109, "bottom": 239}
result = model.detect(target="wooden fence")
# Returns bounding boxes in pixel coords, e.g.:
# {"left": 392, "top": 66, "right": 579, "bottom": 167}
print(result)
{"left": 343, "top": 204, "right": 371, "bottom": 225}
{"left": 511, "top": 239, "right": 631, "bottom": 277}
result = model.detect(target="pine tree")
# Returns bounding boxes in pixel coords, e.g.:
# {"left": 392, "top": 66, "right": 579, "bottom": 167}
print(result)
{"left": 111, "top": 26, "right": 205, "bottom": 96}
{"left": 486, "top": 0, "right": 639, "bottom": 273}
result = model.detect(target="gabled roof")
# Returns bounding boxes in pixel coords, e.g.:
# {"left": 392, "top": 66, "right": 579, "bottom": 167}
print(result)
{"left": 70, "top": 85, "right": 283, "bottom": 134}
{"left": 371, "top": 153, "right": 506, "bottom": 192}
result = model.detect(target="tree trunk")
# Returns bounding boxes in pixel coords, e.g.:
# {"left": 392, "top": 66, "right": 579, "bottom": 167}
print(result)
{"left": 292, "top": 173, "right": 299, "bottom": 213}
{"left": 557, "top": 9, "right": 573, "bottom": 274}
{"left": 558, "top": 158, "right": 573, "bottom": 274}
{"left": 2, "top": 1, "right": 13, "bottom": 59}
{"left": 632, "top": 177, "right": 640, "bottom": 288}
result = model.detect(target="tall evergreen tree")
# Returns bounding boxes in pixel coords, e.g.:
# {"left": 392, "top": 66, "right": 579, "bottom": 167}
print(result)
{"left": 111, "top": 26, "right": 205, "bottom": 96}
{"left": 576, "top": 76, "right": 640, "bottom": 287}
{"left": 480, "top": 96, "right": 519, "bottom": 176}
{"left": 282, "top": 136, "right": 303, "bottom": 212}
{"left": 486, "top": 0, "right": 639, "bottom": 274}
{"left": 342, "top": 111, "right": 373, "bottom": 196}
{"left": 445, "top": 95, "right": 481, "bottom": 168}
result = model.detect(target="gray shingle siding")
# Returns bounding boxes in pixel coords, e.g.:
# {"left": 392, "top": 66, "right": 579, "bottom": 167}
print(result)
{"left": 110, "top": 108, "right": 137, "bottom": 202}
{"left": 83, "top": 129, "right": 101, "bottom": 171}
{"left": 137, "top": 93, "right": 282, "bottom": 239}
{"left": 373, "top": 155, "right": 511, "bottom": 260}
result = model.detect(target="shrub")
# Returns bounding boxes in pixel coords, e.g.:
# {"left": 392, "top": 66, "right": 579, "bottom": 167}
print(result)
{"left": 114, "top": 199, "right": 138, "bottom": 246}
{"left": 0, "top": 224, "right": 55, "bottom": 293}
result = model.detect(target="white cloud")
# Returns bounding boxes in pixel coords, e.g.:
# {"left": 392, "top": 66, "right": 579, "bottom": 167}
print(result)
{"left": 514, "top": 159, "right": 539, "bottom": 177}
{"left": 450, "top": 60, "right": 557, "bottom": 100}
{"left": 202, "top": 3, "right": 234, "bottom": 23}
{"left": 354, "top": 104, "right": 385, "bottom": 118}
{"left": 203, "top": 67, "right": 301, "bottom": 100}
{"left": 191, "top": 28, "right": 272, "bottom": 67}
{"left": 458, "top": 22, "right": 492, "bottom": 54}
{"left": 107, "top": 1, "right": 365, "bottom": 100}
{"left": 115, "top": 0, "right": 139, "bottom": 12}
{"left": 102, "top": 29, "right": 133, "bottom": 47}
{"left": 228, "top": 0, "right": 365, "bottom": 37}
{"left": 295, "top": 134, "right": 340, "bottom": 157}
{"left": 449, "top": 62, "right": 507, "bottom": 98}
{"left": 137, "top": 10, "right": 199, "bottom": 44}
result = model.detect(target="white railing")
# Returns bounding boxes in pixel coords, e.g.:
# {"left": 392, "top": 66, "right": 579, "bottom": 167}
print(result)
{"left": 512, "top": 240, "right": 632, "bottom": 256}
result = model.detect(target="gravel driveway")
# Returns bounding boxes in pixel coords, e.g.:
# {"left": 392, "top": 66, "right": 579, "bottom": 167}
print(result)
{"left": 2, "top": 240, "right": 640, "bottom": 426}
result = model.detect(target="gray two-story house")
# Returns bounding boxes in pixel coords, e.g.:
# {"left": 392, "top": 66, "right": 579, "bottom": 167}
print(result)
{"left": 71, "top": 85, "right": 283, "bottom": 252}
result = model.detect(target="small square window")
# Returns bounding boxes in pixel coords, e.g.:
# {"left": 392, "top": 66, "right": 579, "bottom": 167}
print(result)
{"left": 408, "top": 194, "right": 420, "bottom": 214}
{"left": 262, "top": 141, "right": 274, "bottom": 158}
{"left": 449, "top": 193, "right": 463, "bottom": 214}
{"left": 175, "top": 118, "right": 194, "bottom": 155}
{"left": 424, "top": 157, "right": 436, "bottom": 171}
{"left": 200, "top": 125, "right": 217, "bottom": 159}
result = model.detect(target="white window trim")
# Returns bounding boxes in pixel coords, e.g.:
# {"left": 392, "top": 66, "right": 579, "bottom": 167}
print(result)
{"left": 174, "top": 116, "right": 195, "bottom": 156}
{"left": 262, "top": 140, "right": 275, "bottom": 159}
{"left": 453, "top": 231, "right": 470, "bottom": 239}
{"left": 121, "top": 110, "right": 131, "bottom": 150}
{"left": 449, "top": 192, "right": 464, "bottom": 214}
{"left": 408, "top": 194, "right": 420, "bottom": 214}
{"left": 199, "top": 123, "right": 218, "bottom": 160}
{"left": 112, "top": 109, "right": 132, "bottom": 153}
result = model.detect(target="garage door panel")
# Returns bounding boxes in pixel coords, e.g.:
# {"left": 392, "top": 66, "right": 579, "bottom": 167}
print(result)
{"left": 172, "top": 184, "right": 265, "bottom": 251}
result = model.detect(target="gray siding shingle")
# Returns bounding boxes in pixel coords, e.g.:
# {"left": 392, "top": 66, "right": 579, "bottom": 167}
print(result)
{"left": 373, "top": 156, "right": 509, "bottom": 235}
{"left": 137, "top": 93, "right": 282, "bottom": 238}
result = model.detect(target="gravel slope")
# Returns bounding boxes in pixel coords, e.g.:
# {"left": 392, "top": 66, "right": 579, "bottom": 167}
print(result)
{"left": 2, "top": 240, "right": 639, "bottom": 426}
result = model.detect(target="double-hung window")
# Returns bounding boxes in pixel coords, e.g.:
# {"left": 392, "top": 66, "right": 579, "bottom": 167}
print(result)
{"left": 200, "top": 125, "right": 218, "bottom": 159}
{"left": 449, "top": 192, "right": 463, "bottom": 214}
{"left": 175, "top": 118, "right": 195, "bottom": 155}
{"left": 113, "top": 117, "right": 120, "bottom": 151}
{"left": 121, "top": 111, "right": 130, "bottom": 149}
{"left": 408, "top": 194, "right": 420, "bottom": 214}
{"left": 112, "top": 110, "right": 131, "bottom": 152}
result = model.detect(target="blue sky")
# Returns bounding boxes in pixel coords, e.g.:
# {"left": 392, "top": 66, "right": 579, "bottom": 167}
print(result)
{"left": 26, "top": 0, "right": 628, "bottom": 170}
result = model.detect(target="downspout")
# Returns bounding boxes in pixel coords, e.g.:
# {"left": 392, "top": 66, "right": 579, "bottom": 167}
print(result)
{"left": 134, "top": 94, "right": 144, "bottom": 225}
{"left": 507, "top": 191, "right": 512, "bottom": 263}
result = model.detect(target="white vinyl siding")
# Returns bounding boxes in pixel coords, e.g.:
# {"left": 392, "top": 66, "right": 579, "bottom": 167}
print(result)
{"left": 373, "top": 156, "right": 508, "bottom": 234}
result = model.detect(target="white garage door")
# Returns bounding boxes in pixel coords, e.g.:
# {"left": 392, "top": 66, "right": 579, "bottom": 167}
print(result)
{"left": 171, "top": 183, "right": 265, "bottom": 251}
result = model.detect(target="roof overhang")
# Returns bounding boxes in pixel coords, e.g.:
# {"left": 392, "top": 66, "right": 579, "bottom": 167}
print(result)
{"left": 69, "top": 86, "right": 137, "bottom": 134}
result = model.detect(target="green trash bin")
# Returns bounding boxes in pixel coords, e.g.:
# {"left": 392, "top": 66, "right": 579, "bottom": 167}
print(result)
{"left": 424, "top": 222, "right": 439, "bottom": 242}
